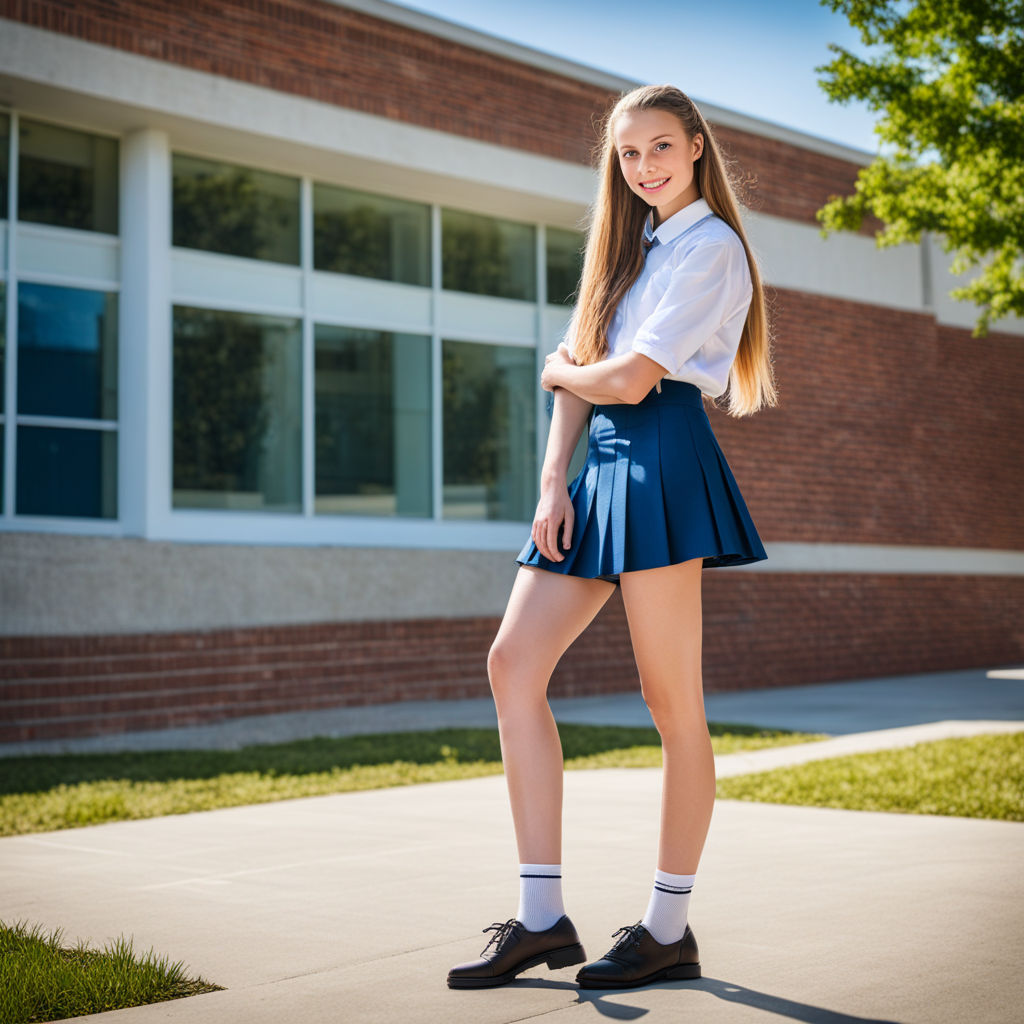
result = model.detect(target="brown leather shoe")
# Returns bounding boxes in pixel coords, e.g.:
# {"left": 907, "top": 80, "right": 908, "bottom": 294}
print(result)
{"left": 575, "top": 921, "right": 700, "bottom": 989}
{"left": 447, "top": 915, "right": 586, "bottom": 989}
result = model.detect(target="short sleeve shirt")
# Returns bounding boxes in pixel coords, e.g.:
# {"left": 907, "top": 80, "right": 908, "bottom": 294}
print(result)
{"left": 564, "top": 197, "right": 753, "bottom": 399}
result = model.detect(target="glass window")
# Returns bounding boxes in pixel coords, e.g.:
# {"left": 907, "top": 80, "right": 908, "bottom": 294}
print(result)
{"left": 16, "top": 426, "right": 117, "bottom": 518}
{"left": 173, "top": 306, "right": 302, "bottom": 512}
{"left": 546, "top": 227, "right": 585, "bottom": 306}
{"left": 315, "top": 326, "right": 431, "bottom": 517}
{"left": 172, "top": 154, "right": 300, "bottom": 265}
{"left": 442, "top": 340, "right": 536, "bottom": 521}
{"left": 0, "top": 280, "right": 5, "bottom": 415}
{"left": 18, "top": 119, "right": 118, "bottom": 234}
{"left": 442, "top": 209, "right": 536, "bottom": 301}
{"left": 313, "top": 184, "right": 430, "bottom": 286}
{"left": 18, "top": 282, "right": 118, "bottom": 420}
{"left": 0, "top": 113, "right": 8, "bottom": 220}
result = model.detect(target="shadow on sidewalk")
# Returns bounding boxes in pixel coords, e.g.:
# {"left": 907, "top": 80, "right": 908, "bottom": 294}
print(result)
{"left": 509, "top": 975, "right": 902, "bottom": 1022}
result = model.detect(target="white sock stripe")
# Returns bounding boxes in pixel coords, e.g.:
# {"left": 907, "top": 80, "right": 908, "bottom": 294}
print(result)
{"left": 653, "top": 883, "right": 693, "bottom": 894}
{"left": 520, "top": 873, "right": 561, "bottom": 878}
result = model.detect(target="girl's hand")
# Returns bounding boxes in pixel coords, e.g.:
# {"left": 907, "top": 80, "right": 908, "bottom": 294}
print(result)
{"left": 531, "top": 482, "right": 574, "bottom": 561}
{"left": 541, "top": 343, "right": 576, "bottom": 392}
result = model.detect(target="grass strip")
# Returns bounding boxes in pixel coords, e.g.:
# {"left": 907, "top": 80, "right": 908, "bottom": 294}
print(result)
{"left": 0, "top": 722, "right": 822, "bottom": 837}
{"left": 0, "top": 919, "right": 222, "bottom": 1024}
{"left": 716, "top": 731, "right": 1024, "bottom": 821}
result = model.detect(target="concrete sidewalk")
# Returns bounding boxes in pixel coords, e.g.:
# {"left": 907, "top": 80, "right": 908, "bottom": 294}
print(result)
{"left": 2, "top": 769, "right": 1022, "bottom": 1024}
{"left": 1, "top": 664, "right": 1022, "bottom": 1023}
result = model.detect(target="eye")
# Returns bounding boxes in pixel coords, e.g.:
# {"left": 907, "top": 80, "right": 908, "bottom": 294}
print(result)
{"left": 621, "top": 149, "right": 638, "bottom": 158}
{"left": 655, "top": 142, "right": 670, "bottom": 151}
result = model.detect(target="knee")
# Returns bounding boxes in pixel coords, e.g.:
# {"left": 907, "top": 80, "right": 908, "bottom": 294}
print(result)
{"left": 487, "top": 636, "right": 521, "bottom": 706}
{"left": 487, "top": 636, "right": 549, "bottom": 716}
{"left": 642, "top": 688, "right": 706, "bottom": 740}
{"left": 487, "top": 635, "right": 512, "bottom": 685}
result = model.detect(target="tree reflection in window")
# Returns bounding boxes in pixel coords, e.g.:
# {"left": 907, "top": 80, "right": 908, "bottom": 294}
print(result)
{"left": 18, "top": 119, "right": 118, "bottom": 234}
{"left": 172, "top": 154, "right": 300, "bottom": 265}
{"left": 442, "top": 340, "right": 536, "bottom": 521}
{"left": 314, "top": 184, "right": 430, "bottom": 285}
{"left": 442, "top": 209, "right": 536, "bottom": 301}
{"left": 546, "top": 226, "right": 585, "bottom": 306}
{"left": 172, "top": 306, "right": 301, "bottom": 511}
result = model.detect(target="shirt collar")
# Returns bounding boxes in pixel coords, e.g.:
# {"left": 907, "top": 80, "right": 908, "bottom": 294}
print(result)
{"left": 644, "top": 197, "right": 713, "bottom": 246}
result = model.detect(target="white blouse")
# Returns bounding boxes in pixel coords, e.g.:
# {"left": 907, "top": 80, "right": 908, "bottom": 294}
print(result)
{"left": 566, "top": 197, "right": 753, "bottom": 400}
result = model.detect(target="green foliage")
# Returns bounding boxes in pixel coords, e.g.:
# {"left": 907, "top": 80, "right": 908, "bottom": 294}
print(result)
{"left": 0, "top": 919, "right": 222, "bottom": 1024}
{"left": 817, "top": 0, "right": 1024, "bottom": 334}
{"left": 717, "top": 731, "right": 1024, "bottom": 820}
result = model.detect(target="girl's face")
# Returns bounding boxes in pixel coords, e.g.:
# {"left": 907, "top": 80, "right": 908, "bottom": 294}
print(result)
{"left": 613, "top": 107, "right": 704, "bottom": 224}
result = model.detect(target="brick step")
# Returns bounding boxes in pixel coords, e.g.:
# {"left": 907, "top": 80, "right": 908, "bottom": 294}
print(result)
{"left": 3, "top": 664, "right": 490, "bottom": 721}
{"left": 0, "top": 619, "right": 499, "bottom": 662}
{"left": 0, "top": 681, "right": 503, "bottom": 744}
{"left": 0, "top": 634, "right": 495, "bottom": 681}
{"left": 0, "top": 649, "right": 626, "bottom": 704}
{"left": 0, "top": 647, "right": 488, "bottom": 695}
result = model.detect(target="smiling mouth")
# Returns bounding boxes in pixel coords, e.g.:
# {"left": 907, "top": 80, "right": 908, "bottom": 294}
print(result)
{"left": 640, "top": 177, "right": 669, "bottom": 191}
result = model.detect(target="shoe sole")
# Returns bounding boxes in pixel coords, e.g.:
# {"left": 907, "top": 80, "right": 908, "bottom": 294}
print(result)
{"left": 447, "top": 942, "right": 587, "bottom": 989}
{"left": 576, "top": 961, "right": 701, "bottom": 989}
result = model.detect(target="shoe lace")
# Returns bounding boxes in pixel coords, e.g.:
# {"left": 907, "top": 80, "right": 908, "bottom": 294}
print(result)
{"left": 610, "top": 922, "right": 646, "bottom": 952}
{"left": 481, "top": 918, "right": 524, "bottom": 955}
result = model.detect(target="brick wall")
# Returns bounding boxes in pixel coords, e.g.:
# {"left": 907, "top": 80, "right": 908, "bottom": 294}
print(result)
{"left": 710, "top": 289, "right": 1024, "bottom": 552}
{"left": 2, "top": 1, "right": 1019, "bottom": 744}
{"left": 3, "top": 573, "right": 1022, "bottom": 742}
{"left": 0, "top": 0, "right": 865, "bottom": 226}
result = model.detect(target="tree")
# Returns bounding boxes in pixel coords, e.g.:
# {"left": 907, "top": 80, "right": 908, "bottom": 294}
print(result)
{"left": 816, "top": 0, "right": 1024, "bottom": 335}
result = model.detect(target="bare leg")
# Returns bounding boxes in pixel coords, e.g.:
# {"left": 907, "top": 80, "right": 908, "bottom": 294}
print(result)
{"left": 619, "top": 558, "right": 713, "bottom": 874}
{"left": 488, "top": 566, "right": 616, "bottom": 864}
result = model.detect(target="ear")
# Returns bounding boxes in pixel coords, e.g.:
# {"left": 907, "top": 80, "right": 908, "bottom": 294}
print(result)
{"left": 692, "top": 132, "right": 704, "bottom": 161}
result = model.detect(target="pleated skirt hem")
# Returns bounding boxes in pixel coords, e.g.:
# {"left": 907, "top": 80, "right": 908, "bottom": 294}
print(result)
{"left": 516, "top": 381, "right": 767, "bottom": 584}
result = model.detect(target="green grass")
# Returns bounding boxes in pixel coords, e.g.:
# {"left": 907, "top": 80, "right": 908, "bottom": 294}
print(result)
{"left": 0, "top": 919, "right": 222, "bottom": 1024}
{"left": 0, "top": 722, "right": 822, "bottom": 837}
{"left": 716, "top": 732, "right": 1024, "bottom": 821}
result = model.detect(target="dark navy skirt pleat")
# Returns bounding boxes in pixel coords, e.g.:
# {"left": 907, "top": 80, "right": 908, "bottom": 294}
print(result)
{"left": 516, "top": 380, "right": 767, "bottom": 582}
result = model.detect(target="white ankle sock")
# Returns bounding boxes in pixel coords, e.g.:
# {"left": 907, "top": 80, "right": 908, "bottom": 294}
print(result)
{"left": 516, "top": 863, "right": 566, "bottom": 932}
{"left": 641, "top": 868, "right": 694, "bottom": 944}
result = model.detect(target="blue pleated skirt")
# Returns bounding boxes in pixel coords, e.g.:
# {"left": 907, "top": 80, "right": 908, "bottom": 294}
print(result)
{"left": 516, "top": 380, "right": 767, "bottom": 582}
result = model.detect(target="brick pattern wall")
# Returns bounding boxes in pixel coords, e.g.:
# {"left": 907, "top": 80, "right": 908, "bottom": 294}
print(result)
{"left": 3, "top": 574, "right": 1022, "bottom": 743}
{"left": 1, "top": 0, "right": 865, "bottom": 226}
{"left": 709, "top": 289, "right": 1024, "bottom": 552}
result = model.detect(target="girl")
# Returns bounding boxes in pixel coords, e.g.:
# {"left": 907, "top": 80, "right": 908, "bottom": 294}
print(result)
{"left": 448, "top": 83, "right": 777, "bottom": 991}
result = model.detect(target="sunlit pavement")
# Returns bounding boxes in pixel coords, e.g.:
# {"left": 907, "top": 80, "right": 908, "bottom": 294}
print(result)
{"left": 1, "top": 664, "right": 1022, "bottom": 1023}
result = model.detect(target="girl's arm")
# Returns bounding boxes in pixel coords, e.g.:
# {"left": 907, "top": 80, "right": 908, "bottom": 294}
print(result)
{"left": 542, "top": 346, "right": 666, "bottom": 406}
{"left": 531, "top": 387, "right": 593, "bottom": 561}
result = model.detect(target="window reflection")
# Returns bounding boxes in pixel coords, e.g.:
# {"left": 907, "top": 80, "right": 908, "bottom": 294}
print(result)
{"left": 315, "top": 326, "right": 431, "bottom": 517}
{"left": 18, "top": 119, "right": 118, "bottom": 234}
{"left": 172, "top": 154, "right": 300, "bottom": 265}
{"left": 314, "top": 184, "right": 430, "bottom": 286}
{"left": 0, "top": 281, "right": 5, "bottom": 416}
{"left": 0, "top": 113, "right": 8, "bottom": 221}
{"left": 17, "top": 426, "right": 117, "bottom": 518}
{"left": 18, "top": 282, "right": 118, "bottom": 420}
{"left": 172, "top": 306, "right": 302, "bottom": 512}
{"left": 546, "top": 227, "right": 584, "bottom": 306}
{"left": 442, "top": 209, "right": 536, "bottom": 301}
{"left": 442, "top": 340, "right": 535, "bottom": 521}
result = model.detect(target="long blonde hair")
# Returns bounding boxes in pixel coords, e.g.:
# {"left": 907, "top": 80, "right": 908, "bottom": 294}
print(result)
{"left": 572, "top": 84, "right": 777, "bottom": 417}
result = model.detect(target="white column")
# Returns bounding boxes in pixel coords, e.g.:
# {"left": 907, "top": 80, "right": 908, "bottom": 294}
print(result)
{"left": 118, "top": 128, "right": 171, "bottom": 538}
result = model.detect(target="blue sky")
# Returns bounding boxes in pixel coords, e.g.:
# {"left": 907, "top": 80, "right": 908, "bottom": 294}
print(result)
{"left": 395, "top": 0, "right": 880, "bottom": 153}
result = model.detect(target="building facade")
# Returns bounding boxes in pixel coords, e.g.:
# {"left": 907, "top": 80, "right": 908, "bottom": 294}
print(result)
{"left": 1, "top": 0, "right": 1022, "bottom": 744}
